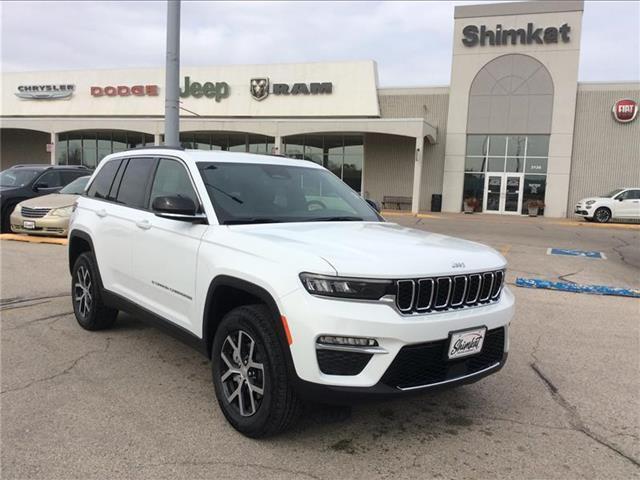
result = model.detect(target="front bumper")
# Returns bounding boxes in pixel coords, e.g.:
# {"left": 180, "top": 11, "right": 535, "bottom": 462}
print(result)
{"left": 281, "top": 286, "right": 514, "bottom": 395}
{"left": 293, "top": 352, "right": 508, "bottom": 404}
{"left": 10, "top": 211, "right": 69, "bottom": 237}
{"left": 574, "top": 204, "right": 592, "bottom": 217}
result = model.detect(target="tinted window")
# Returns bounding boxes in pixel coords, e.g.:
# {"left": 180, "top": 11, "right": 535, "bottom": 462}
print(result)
{"left": 87, "top": 159, "right": 122, "bottom": 199}
{"left": 108, "top": 159, "right": 127, "bottom": 201}
{"left": 619, "top": 190, "right": 640, "bottom": 200}
{"left": 36, "top": 170, "right": 63, "bottom": 188}
{"left": 150, "top": 159, "right": 198, "bottom": 207}
{"left": 61, "top": 170, "right": 87, "bottom": 185}
{"left": 197, "top": 162, "right": 379, "bottom": 225}
{"left": 116, "top": 157, "right": 156, "bottom": 208}
{"left": 0, "top": 168, "right": 41, "bottom": 187}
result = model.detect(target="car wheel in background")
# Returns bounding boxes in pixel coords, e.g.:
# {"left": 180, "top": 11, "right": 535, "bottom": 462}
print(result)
{"left": 593, "top": 207, "right": 611, "bottom": 223}
{"left": 211, "top": 304, "right": 302, "bottom": 438}
{"left": 1, "top": 202, "right": 17, "bottom": 233}
{"left": 71, "top": 252, "right": 118, "bottom": 330}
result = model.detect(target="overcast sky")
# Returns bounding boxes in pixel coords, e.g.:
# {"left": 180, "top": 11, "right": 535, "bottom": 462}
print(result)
{"left": 1, "top": 1, "right": 638, "bottom": 86}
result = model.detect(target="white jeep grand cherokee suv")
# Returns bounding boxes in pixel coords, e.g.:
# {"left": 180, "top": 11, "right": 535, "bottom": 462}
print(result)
{"left": 68, "top": 148, "right": 514, "bottom": 437}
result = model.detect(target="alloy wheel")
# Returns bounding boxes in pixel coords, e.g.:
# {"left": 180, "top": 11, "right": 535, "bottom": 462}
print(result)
{"left": 74, "top": 265, "right": 93, "bottom": 318}
{"left": 595, "top": 208, "right": 610, "bottom": 223}
{"left": 219, "top": 330, "right": 265, "bottom": 417}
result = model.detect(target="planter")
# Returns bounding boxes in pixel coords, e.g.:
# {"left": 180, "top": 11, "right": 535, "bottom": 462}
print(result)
{"left": 528, "top": 207, "right": 539, "bottom": 217}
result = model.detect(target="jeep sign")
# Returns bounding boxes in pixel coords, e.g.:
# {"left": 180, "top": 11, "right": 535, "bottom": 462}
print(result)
{"left": 612, "top": 99, "right": 638, "bottom": 123}
{"left": 180, "top": 76, "right": 229, "bottom": 102}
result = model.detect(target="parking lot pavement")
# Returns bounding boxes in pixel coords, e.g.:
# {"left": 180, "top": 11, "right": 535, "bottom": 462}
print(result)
{"left": 1, "top": 217, "right": 639, "bottom": 480}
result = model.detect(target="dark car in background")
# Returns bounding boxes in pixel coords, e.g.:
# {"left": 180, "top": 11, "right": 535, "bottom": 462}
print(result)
{"left": 0, "top": 164, "right": 90, "bottom": 232}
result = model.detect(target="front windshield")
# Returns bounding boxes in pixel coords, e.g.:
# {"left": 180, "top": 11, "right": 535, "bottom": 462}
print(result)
{"left": 0, "top": 169, "right": 41, "bottom": 187}
{"left": 601, "top": 189, "right": 624, "bottom": 198}
{"left": 59, "top": 176, "right": 90, "bottom": 194}
{"left": 197, "top": 162, "right": 380, "bottom": 225}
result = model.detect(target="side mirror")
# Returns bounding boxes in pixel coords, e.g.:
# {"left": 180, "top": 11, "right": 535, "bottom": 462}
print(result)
{"left": 365, "top": 198, "right": 380, "bottom": 213}
{"left": 618, "top": 197, "right": 624, "bottom": 201}
{"left": 34, "top": 182, "right": 48, "bottom": 191}
{"left": 152, "top": 195, "right": 206, "bottom": 223}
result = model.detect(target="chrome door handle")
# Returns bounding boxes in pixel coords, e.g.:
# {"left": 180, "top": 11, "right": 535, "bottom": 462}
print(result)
{"left": 96, "top": 209, "right": 107, "bottom": 218}
{"left": 136, "top": 220, "right": 152, "bottom": 230}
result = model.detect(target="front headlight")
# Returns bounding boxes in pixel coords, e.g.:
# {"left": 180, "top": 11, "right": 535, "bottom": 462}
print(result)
{"left": 585, "top": 200, "right": 596, "bottom": 205}
{"left": 299, "top": 273, "right": 393, "bottom": 300}
{"left": 48, "top": 206, "right": 74, "bottom": 217}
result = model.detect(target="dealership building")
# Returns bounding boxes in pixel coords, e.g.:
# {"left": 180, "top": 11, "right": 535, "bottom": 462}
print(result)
{"left": 1, "top": 0, "right": 638, "bottom": 217}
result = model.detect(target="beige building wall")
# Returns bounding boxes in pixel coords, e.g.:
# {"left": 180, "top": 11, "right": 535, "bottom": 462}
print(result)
{"left": 363, "top": 133, "right": 414, "bottom": 208}
{"left": 568, "top": 83, "right": 640, "bottom": 215}
{"left": 442, "top": 1, "right": 584, "bottom": 217}
{"left": 373, "top": 89, "right": 450, "bottom": 211}
{"left": 1, "top": 129, "right": 50, "bottom": 169}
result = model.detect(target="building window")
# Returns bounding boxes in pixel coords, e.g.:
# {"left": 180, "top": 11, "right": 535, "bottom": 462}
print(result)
{"left": 57, "top": 131, "right": 153, "bottom": 169}
{"left": 178, "top": 132, "right": 274, "bottom": 153}
{"left": 283, "top": 134, "right": 363, "bottom": 193}
{"left": 462, "top": 135, "right": 549, "bottom": 214}
{"left": 463, "top": 173, "right": 485, "bottom": 212}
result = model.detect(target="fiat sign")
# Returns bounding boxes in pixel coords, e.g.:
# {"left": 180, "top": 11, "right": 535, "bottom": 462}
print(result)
{"left": 612, "top": 99, "right": 638, "bottom": 123}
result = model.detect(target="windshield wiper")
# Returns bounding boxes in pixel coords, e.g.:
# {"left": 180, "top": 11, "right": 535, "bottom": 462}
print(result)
{"left": 224, "top": 218, "right": 284, "bottom": 225}
{"left": 202, "top": 181, "right": 244, "bottom": 204}
{"left": 305, "top": 216, "right": 363, "bottom": 222}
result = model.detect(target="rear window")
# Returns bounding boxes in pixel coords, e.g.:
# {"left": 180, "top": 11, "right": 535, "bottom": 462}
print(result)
{"left": 115, "top": 157, "right": 156, "bottom": 209}
{"left": 87, "top": 159, "right": 122, "bottom": 200}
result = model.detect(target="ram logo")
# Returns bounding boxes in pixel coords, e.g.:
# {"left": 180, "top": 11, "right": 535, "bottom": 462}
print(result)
{"left": 250, "top": 78, "right": 269, "bottom": 101}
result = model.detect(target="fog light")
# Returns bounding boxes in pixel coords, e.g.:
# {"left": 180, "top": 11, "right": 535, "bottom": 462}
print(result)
{"left": 317, "top": 336, "right": 378, "bottom": 347}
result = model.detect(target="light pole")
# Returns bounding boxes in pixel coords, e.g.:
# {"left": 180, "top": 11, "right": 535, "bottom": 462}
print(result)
{"left": 164, "top": 0, "right": 181, "bottom": 147}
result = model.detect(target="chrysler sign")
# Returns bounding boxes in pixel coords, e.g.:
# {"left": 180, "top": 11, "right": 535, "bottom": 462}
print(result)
{"left": 15, "top": 84, "right": 75, "bottom": 100}
{"left": 612, "top": 99, "right": 638, "bottom": 123}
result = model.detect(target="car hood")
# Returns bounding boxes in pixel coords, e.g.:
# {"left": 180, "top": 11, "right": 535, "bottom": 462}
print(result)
{"left": 578, "top": 197, "right": 608, "bottom": 203}
{"left": 18, "top": 193, "right": 79, "bottom": 209}
{"left": 0, "top": 186, "right": 20, "bottom": 194}
{"left": 228, "top": 221, "right": 506, "bottom": 278}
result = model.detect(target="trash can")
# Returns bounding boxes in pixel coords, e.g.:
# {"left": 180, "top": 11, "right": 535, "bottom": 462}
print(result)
{"left": 431, "top": 194, "right": 442, "bottom": 212}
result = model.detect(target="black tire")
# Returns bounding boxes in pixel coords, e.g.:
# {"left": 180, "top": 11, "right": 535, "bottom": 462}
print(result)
{"left": 593, "top": 207, "right": 611, "bottom": 223}
{"left": 71, "top": 252, "right": 118, "bottom": 330}
{"left": 211, "top": 305, "right": 302, "bottom": 438}
{"left": 1, "top": 202, "right": 17, "bottom": 233}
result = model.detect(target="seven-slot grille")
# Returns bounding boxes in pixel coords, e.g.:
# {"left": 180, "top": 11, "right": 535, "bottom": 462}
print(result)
{"left": 395, "top": 270, "right": 504, "bottom": 314}
{"left": 21, "top": 206, "right": 51, "bottom": 218}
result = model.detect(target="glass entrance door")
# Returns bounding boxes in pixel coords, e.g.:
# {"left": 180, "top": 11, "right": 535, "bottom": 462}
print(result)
{"left": 484, "top": 175, "right": 502, "bottom": 212}
{"left": 483, "top": 173, "right": 523, "bottom": 214}
{"left": 504, "top": 175, "right": 522, "bottom": 213}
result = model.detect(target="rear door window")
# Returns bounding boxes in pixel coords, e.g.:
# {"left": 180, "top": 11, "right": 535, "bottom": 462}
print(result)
{"left": 115, "top": 157, "right": 156, "bottom": 209}
{"left": 87, "top": 159, "right": 122, "bottom": 200}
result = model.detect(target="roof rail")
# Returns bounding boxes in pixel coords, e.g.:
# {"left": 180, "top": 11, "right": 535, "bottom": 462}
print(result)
{"left": 11, "top": 164, "right": 91, "bottom": 169}
{"left": 130, "top": 145, "right": 185, "bottom": 151}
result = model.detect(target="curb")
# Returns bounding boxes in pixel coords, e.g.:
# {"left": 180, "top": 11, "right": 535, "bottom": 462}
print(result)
{"left": 0, "top": 233, "right": 68, "bottom": 246}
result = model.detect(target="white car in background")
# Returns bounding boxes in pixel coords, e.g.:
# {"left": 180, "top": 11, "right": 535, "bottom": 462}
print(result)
{"left": 575, "top": 188, "right": 640, "bottom": 223}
